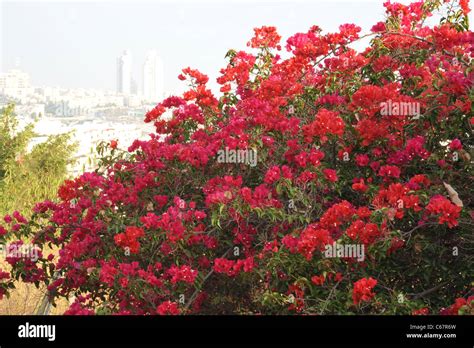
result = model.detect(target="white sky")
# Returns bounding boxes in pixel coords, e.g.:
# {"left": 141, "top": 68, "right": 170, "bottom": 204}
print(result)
{"left": 1, "top": 0, "right": 471, "bottom": 95}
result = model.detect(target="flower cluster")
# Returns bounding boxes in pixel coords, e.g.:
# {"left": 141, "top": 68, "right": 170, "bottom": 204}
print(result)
{"left": 0, "top": 0, "right": 471, "bottom": 316}
{"left": 168, "top": 265, "right": 198, "bottom": 284}
{"left": 213, "top": 257, "right": 255, "bottom": 276}
{"left": 352, "top": 277, "right": 377, "bottom": 305}
{"left": 303, "top": 109, "right": 345, "bottom": 143}
{"left": 114, "top": 226, "right": 145, "bottom": 254}
{"left": 425, "top": 196, "right": 462, "bottom": 228}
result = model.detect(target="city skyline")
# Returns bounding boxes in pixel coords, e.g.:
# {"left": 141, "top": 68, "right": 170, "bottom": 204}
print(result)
{"left": 1, "top": 0, "right": 412, "bottom": 96}
{"left": 0, "top": 47, "right": 166, "bottom": 100}
{"left": 115, "top": 48, "right": 165, "bottom": 100}
{"left": 2, "top": 0, "right": 471, "bottom": 96}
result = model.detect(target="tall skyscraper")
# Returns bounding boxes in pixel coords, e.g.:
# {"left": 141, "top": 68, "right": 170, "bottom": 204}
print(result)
{"left": 131, "top": 77, "right": 138, "bottom": 96}
{"left": 143, "top": 50, "right": 164, "bottom": 102}
{"left": 116, "top": 50, "right": 132, "bottom": 95}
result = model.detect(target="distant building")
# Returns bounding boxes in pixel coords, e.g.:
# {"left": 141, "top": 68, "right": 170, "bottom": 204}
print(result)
{"left": 116, "top": 50, "right": 132, "bottom": 95}
{"left": 131, "top": 77, "right": 138, "bottom": 95}
{"left": 143, "top": 50, "right": 164, "bottom": 103}
{"left": 0, "top": 69, "right": 32, "bottom": 101}
{"left": 15, "top": 104, "right": 45, "bottom": 119}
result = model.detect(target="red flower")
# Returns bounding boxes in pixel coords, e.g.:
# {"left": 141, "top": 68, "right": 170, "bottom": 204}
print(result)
{"left": 114, "top": 226, "right": 145, "bottom": 254}
{"left": 64, "top": 302, "right": 95, "bottom": 315}
{"left": 297, "top": 227, "right": 332, "bottom": 260}
{"left": 387, "top": 237, "right": 405, "bottom": 255}
{"left": 378, "top": 165, "right": 401, "bottom": 179}
{"left": 352, "top": 277, "right": 377, "bottom": 305}
{"left": 109, "top": 140, "right": 118, "bottom": 149}
{"left": 440, "top": 296, "right": 474, "bottom": 315}
{"left": 388, "top": 136, "right": 430, "bottom": 165}
{"left": 303, "top": 109, "right": 345, "bottom": 143}
{"left": 346, "top": 220, "right": 381, "bottom": 245}
{"left": 371, "top": 21, "right": 386, "bottom": 32}
{"left": 0, "top": 270, "right": 10, "bottom": 281}
{"left": 248, "top": 26, "right": 281, "bottom": 49}
{"left": 12, "top": 211, "right": 27, "bottom": 224}
{"left": 99, "top": 262, "right": 118, "bottom": 286}
{"left": 287, "top": 283, "right": 305, "bottom": 312}
{"left": 168, "top": 265, "right": 198, "bottom": 284}
{"left": 156, "top": 301, "right": 180, "bottom": 315}
{"left": 355, "top": 119, "right": 389, "bottom": 146}
{"left": 425, "top": 195, "right": 462, "bottom": 228}
{"left": 264, "top": 166, "right": 281, "bottom": 184}
{"left": 220, "top": 84, "right": 231, "bottom": 93}
{"left": 57, "top": 179, "right": 77, "bottom": 201}
{"left": 213, "top": 258, "right": 236, "bottom": 276}
{"left": 356, "top": 206, "right": 372, "bottom": 219}
{"left": 319, "top": 201, "right": 355, "bottom": 229}
{"left": 407, "top": 174, "right": 431, "bottom": 190}
{"left": 412, "top": 307, "right": 429, "bottom": 315}
{"left": 281, "top": 234, "right": 299, "bottom": 253}
{"left": 460, "top": 0, "right": 470, "bottom": 15}
{"left": 3, "top": 0, "right": 472, "bottom": 316}
{"left": 355, "top": 154, "right": 370, "bottom": 167}
{"left": 213, "top": 257, "right": 255, "bottom": 276}
{"left": 180, "top": 67, "right": 209, "bottom": 85}
{"left": 311, "top": 275, "right": 325, "bottom": 285}
{"left": 153, "top": 195, "right": 169, "bottom": 209}
{"left": 323, "top": 169, "right": 338, "bottom": 182}
{"left": 352, "top": 178, "right": 368, "bottom": 192}
{"left": 3, "top": 215, "right": 12, "bottom": 224}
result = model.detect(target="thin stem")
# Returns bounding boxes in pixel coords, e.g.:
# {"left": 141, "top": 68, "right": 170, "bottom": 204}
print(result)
{"left": 184, "top": 247, "right": 232, "bottom": 311}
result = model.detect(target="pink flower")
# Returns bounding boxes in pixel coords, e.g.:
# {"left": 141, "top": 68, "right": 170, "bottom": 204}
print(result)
{"left": 449, "top": 138, "right": 462, "bottom": 151}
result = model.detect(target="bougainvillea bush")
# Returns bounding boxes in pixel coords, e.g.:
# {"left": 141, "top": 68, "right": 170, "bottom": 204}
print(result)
{"left": 1, "top": 0, "right": 473, "bottom": 315}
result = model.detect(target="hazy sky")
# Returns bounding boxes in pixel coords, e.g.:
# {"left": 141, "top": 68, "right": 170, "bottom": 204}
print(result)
{"left": 1, "top": 0, "right": 468, "bottom": 95}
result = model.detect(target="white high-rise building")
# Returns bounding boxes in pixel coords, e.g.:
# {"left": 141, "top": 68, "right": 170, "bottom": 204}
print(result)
{"left": 0, "top": 69, "right": 32, "bottom": 100}
{"left": 116, "top": 50, "right": 132, "bottom": 95}
{"left": 143, "top": 50, "right": 164, "bottom": 102}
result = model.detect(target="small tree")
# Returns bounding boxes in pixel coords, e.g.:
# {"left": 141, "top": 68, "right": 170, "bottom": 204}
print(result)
{"left": 0, "top": 104, "right": 77, "bottom": 217}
